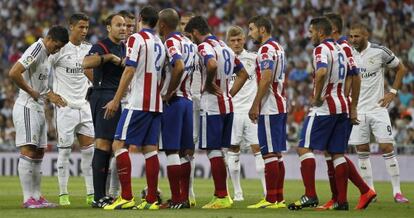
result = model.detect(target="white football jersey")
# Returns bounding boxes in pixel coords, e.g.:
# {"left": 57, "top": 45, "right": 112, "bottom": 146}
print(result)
{"left": 197, "top": 35, "right": 244, "bottom": 115}
{"left": 353, "top": 42, "right": 400, "bottom": 113}
{"left": 125, "top": 28, "right": 166, "bottom": 112}
{"left": 310, "top": 39, "right": 349, "bottom": 115}
{"left": 229, "top": 49, "right": 257, "bottom": 113}
{"left": 49, "top": 41, "right": 92, "bottom": 108}
{"left": 16, "top": 38, "right": 50, "bottom": 111}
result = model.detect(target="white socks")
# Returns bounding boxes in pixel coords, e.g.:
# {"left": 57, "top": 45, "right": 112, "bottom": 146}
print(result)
{"left": 189, "top": 155, "right": 196, "bottom": 199}
{"left": 227, "top": 151, "right": 242, "bottom": 197}
{"left": 108, "top": 156, "right": 120, "bottom": 197}
{"left": 57, "top": 148, "right": 71, "bottom": 195}
{"left": 254, "top": 152, "right": 266, "bottom": 196}
{"left": 81, "top": 144, "right": 94, "bottom": 196}
{"left": 18, "top": 156, "right": 33, "bottom": 202}
{"left": 32, "top": 158, "right": 42, "bottom": 200}
{"left": 383, "top": 151, "right": 401, "bottom": 196}
{"left": 358, "top": 151, "right": 374, "bottom": 190}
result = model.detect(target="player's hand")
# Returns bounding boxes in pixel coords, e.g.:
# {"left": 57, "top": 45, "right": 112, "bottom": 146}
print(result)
{"left": 103, "top": 99, "right": 119, "bottom": 120}
{"left": 29, "top": 90, "right": 40, "bottom": 101}
{"left": 350, "top": 109, "right": 360, "bottom": 125}
{"left": 249, "top": 104, "right": 260, "bottom": 124}
{"left": 110, "top": 55, "right": 122, "bottom": 66}
{"left": 378, "top": 92, "right": 395, "bottom": 108}
{"left": 48, "top": 93, "right": 67, "bottom": 108}
{"left": 162, "top": 93, "right": 174, "bottom": 105}
{"left": 311, "top": 95, "right": 327, "bottom": 107}
{"left": 205, "top": 83, "right": 222, "bottom": 96}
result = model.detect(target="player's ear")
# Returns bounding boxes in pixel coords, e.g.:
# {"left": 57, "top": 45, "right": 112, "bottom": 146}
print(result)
{"left": 106, "top": 24, "right": 111, "bottom": 33}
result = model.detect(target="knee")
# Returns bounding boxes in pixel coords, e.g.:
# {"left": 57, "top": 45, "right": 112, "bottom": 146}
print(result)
{"left": 229, "top": 145, "right": 240, "bottom": 153}
{"left": 380, "top": 144, "right": 395, "bottom": 154}
{"left": 356, "top": 144, "right": 370, "bottom": 152}
{"left": 250, "top": 144, "right": 261, "bottom": 154}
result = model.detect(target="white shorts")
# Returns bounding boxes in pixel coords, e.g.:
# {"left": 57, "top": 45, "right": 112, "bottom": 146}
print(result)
{"left": 231, "top": 113, "right": 259, "bottom": 147}
{"left": 13, "top": 103, "right": 47, "bottom": 148}
{"left": 349, "top": 110, "right": 394, "bottom": 145}
{"left": 55, "top": 103, "right": 94, "bottom": 148}
{"left": 192, "top": 94, "right": 201, "bottom": 146}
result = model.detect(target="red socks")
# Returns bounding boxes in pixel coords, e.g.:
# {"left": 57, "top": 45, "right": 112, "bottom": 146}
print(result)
{"left": 300, "top": 153, "right": 317, "bottom": 198}
{"left": 145, "top": 152, "right": 160, "bottom": 203}
{"left": 115, "top": 149, "right": 132, "bottom": 200}
{"left": 334, "top": 157, "right": 349, "bottom": 204}
{"left": 276, "top": 159, "right": 285, "bottom": 202}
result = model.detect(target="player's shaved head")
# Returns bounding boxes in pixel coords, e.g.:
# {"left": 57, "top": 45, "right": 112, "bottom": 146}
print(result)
{"left": 310, "top": 17, "right": 332, "bottom": 36}
{"left": 325, "top": 13, "right": 342, "bottom": 34}
{"left": 159, "top": 8, "right": 179, "bottom": 29}
{"left": 248, "top": 15, "right": 272, "bottom": 33}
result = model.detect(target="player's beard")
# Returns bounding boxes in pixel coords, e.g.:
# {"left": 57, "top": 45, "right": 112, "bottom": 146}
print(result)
{"left": 253, "top": 35, "right": 262, "bottom": 45}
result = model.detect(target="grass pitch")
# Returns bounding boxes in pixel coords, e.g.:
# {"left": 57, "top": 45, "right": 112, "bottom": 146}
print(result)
{"left": 0, "top": 176, "right": 412, "bottom": 218}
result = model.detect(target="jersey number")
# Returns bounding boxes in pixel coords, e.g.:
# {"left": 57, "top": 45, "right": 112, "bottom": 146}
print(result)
{"left": 338, "top": 53, "right": 346, "bottom": 79}
{"left": 154, "top": 44, "right": 162, "bottom": 72}
{"left": 222, "top": 49, "right": 231, "bottom": 75}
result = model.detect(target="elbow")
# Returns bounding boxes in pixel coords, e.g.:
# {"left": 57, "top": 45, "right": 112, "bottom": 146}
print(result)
{"left": 175, "top": 61, "right": 185, "bottom": 75}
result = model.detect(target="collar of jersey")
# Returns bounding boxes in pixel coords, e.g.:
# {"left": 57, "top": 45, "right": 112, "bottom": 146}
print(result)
{"left": 166, "top": 31, "right": 181, "bottom": 40}
{"left": 337, "top": 36, "right": 348, "bottom": 43}
{"left": 141, "top": 28, "right": 155, "bottom": 35}
{"left": 204, "top": 35, "right": 218, "bottom": 42}
{"left": 322, "top": 38, "right": 335, "bottom": 43}
{"left": 263, "top": 37, "right": 276, "bottom": 45}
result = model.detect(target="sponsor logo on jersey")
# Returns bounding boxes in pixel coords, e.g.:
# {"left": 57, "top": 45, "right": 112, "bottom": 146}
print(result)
{"left": 361, "top": 71, "right": 377, "bottom": 78}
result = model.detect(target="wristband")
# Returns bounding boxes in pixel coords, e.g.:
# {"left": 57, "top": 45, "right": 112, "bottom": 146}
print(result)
{"left": 390, "top": 88, "right": 398, "bottom": 95}
{"left": 100, "top": 55, "right": 104, "bottom": 65}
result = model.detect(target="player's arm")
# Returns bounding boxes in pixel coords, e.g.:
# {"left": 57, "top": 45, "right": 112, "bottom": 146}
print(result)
{"left": 164, "top": 59, "right": 184, "bottom": 101}
{"left": 103, "top": 66, "right": 135, "bottom": 119}
{"left": 45, "top": 90, "right": 67, "bottom": 108}
{"left": 313, "top": 67, "right": 328, "bottom": 107}
{"left": 82, "top": 53, "right": 121, "bottom": 69}
{"left": 205, "top": 58, "right": 222, "bottom": 96}
{"left": 8, "top": 62, "right": 40, "bottom": 101}
{"left": 229, "top": 57, "right": 248, "bottom": 97}
{"left": 346, "top": 74, "right": 361, "bottom": 124}
{"left": 249, "top": 69, "right": 272, "bottom": 123}
{"left": 84, "top": 68, "right": 93, "bottom": 82}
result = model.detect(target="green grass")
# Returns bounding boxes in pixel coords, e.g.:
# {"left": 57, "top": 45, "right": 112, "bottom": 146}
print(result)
{"left": 0, "top": 176, "right": 412, "bottom": 217}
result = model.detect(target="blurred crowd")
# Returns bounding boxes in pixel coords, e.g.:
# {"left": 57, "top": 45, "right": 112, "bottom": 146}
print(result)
{"left": 0, "top": 0, "right": 413, "bottom": 153}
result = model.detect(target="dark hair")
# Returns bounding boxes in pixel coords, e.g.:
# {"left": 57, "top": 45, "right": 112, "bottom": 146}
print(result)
{"left": 310, "top": 17, "right": 332, "bottom": 36}
{"left": 159, "top": 8, "right": 179, "bottom": 29}
{"left": 69, "top": 13, "right": 89, "bottom": 26}
{"left": 140, "top": 6, "right": 158, "bottom": 28}
{"left": 118, "top": 10, "right": 135, "bottom": 20}
{"left": 184, "top": 16, "right": 210, "bottom": 35}
{"left": 324, "top": 13, "right": 342, "bottom": 33}
{"left": 105, "top": 13, "right": 120, "bottom": 26}
{"left": 248, "top": 15, "right": 272, "bottom": 33}
{"left": 47, "top": 25, "right": 69, "bottom": 44}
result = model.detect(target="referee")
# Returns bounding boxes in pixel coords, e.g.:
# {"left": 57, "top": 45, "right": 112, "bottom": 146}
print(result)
{"left": 82, "top": 13, "right": 126, "bottom": 208}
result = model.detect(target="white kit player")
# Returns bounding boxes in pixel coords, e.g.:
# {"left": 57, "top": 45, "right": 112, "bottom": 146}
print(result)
{"left": 349, "top": 23, "right": 409, "bottom": 203}
{"left": 225, "top": 26, "right": 266, "bottom": 202}
{"left": 49, "top": 13, "right": 95, "bottom": 206}
{"left": 9, "top": 26, "right": 68, "bottom": 208}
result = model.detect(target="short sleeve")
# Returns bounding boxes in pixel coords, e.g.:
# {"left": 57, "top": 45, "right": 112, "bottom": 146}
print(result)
{"left": 125, "top": 35, "right": 141, "bottom": 67}
{"left": 233, "top": 57, "right": 244, "bottom": 74}
{"left": 257, "top": 45, "right": 275, "bottom": 71}
{"left": 165, "top": 38, "right": 183, "bottom": 66}
{"left": 342, "top": 45, "right": 358, "bottom": 75}
{"left": 198, "top": 43, "right": 215, "bottom": 65}
{"left": 380, "top": 46, "right": 399, "bottom": 68}
{"left": 313, "top": 45, "right": 328, "bottom": 70}
{"left": 18, "top": 42, "right": 42, "bottom": 69}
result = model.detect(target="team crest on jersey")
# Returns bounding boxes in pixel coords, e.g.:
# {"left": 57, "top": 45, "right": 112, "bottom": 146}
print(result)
{"left": 315, "top": 54, "right": 322, "bottom": 62}
{"left": 168, "top": 46, "right": 177, "bottom": 56}
{"left": 128, "top": 47, "right": 132, "bottom": 55}
{"left": 261, "top": 53, "right": 270, "bottom": 60}
{"left": 23, "top": 55, "right": 34, "bottom": 66}
{"left": 200, "top": 49, "right": 207, "bottom": 57}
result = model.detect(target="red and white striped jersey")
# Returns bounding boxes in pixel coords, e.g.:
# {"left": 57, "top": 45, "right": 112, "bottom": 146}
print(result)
{"left": 198, "top": 35, "right": 243, "bottom": 115}
{"left": 311, "top": 39, "right": 349, "bottom": 115}
{"left": 124, "top": 28, "right": 166, "bottom": 112}
{"left": 256, "top": 38, "right": 287, "bottom": 115}
{"left": 161, "top": 32, "right": 197, "bottom": 100}
{"left": 337, "top": 36, "right": 359, "bottom": 114}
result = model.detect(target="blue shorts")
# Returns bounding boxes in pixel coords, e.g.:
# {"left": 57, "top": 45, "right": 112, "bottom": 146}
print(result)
{"left": 160, "top": 97, "right": 194, "bottom": 151}
{"left": 114, "top": 109, "right": 161, "bottom": 146}
{"left": 89, "top": 90, "right": 121, "bottom": 140}
{"left": 199, "top": 112, "right": 233, "bottom": 150}
{"left": 258, "top": 113, "right": 287, "bottom": 154}
{"left": 298, "top": 113, "right": 349, "bottom": 153}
